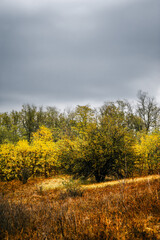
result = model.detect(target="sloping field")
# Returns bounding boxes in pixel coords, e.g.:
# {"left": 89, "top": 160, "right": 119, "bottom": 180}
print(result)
{"left": 0, "top": 174, "right": 160, "bottom": 239}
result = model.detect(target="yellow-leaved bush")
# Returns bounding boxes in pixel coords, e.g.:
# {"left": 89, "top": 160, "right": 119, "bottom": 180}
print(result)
{"left": 134, "top": 132, "right": 160, "bottom": 174}
{"left": 0, "top": 142, "right": 17, "bottom": 180}
{"left": 31, "top": 126, "right": 59, "bottom": 177}
{"left": 0, "top": 126, "right": 60, "bottom": 181}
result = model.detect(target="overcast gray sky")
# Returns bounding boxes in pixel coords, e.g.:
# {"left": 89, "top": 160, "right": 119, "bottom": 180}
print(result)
{"left": 0, "top": 0, "right": 160, "bottom": 112}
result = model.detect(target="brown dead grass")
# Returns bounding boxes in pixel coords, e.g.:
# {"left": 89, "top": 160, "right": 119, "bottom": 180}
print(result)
{"left": 0, "top": 175, "right": 160, "bottom": 239}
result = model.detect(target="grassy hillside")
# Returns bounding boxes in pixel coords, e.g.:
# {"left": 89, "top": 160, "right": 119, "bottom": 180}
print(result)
{"left": 0, "top": 175, "right": 160, "bottom": 239}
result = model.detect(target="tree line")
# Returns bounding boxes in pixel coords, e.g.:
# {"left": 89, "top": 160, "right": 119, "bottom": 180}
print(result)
{"left": 0, "top": 90, "right": 160, "bottom": 182}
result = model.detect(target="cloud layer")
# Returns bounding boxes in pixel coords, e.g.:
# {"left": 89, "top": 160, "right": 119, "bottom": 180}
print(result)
{"left": 0, "top": 0, "right": 160, "bottom": 112}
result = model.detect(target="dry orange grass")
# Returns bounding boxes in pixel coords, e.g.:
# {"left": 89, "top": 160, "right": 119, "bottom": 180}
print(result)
{"left": 0, "top": 175, "right": 160, "bottom": 239}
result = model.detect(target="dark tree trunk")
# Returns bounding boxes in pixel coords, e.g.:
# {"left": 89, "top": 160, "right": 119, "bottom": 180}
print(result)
{"left": 94, "top": 170, "right": 105, "bottom": 182}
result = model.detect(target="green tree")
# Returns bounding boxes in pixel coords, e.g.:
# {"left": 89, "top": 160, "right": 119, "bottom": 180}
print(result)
{"left": 61, "top": 103, "right": 135, "bottom": 182}
{"left": 20, "top": 104, "right": 38, "bottom": 142}
{"left": 136, "top": 90, "right": 160, "bottom": 132}
{"left": 116, "top": 100, "right": 145, "bottom": 132}
{"left": 0, "top": 111, "right": 21, "bottom": 143}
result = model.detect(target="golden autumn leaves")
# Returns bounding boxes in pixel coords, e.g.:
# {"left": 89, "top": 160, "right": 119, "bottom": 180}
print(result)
{"left": 0, "top": 126, "right": 59, "bottom": 180}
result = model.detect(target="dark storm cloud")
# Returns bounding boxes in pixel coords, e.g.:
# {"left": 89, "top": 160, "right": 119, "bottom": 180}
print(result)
{"left": 0, "top": 0, "right": 160, "bottom": 112}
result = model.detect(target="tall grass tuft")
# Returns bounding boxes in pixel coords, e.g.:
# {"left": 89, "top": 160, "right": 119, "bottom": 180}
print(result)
{"left": 60, "top": 178, "right": 84, "bottom": 199}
